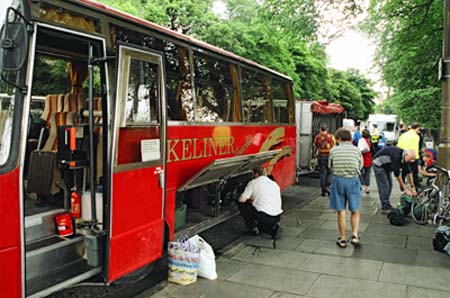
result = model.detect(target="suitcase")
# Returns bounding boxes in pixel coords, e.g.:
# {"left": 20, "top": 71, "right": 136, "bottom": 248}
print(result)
{"left": 27, "top": 150, "right": 58, "bottom": 196}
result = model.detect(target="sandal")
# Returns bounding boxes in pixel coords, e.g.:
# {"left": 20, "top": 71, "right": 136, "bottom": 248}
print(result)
{"left": 336, "top": 237, "right": 347, "bottom": 248}
{"left": 350, "top": 235, "right": 361, "bottom": 247}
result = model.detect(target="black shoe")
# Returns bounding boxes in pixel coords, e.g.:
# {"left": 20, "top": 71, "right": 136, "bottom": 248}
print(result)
{"left": 321, "top": 192, "right": 326, "bottom": 197}
{"left": 381, "top": 206, "right": 392, "bottom": 214}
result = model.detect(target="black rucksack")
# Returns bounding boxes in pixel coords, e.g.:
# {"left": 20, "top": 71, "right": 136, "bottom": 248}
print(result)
{"left": 433, "top": 226, "right": 450, "bottom": 255}
{"left": 388, "top": 208, "right": 406, "bottom": 226}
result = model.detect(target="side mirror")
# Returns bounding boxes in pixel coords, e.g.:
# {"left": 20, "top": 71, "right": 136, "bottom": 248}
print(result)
{"left": 0, "top": 15, "right": 28, "bottom": 72}
{"left": 0, "top": 7, "right": 32, "bottom": 92}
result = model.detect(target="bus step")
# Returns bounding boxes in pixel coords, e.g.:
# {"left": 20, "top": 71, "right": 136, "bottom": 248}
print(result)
{"left": 26, "top": 235, "right": 84, "bottom": 280}
{"left": 26, "top": 259, "right": 101, "bottom": 298}
{"left": 25, "top": 209, "right": 67, "bottom": 243}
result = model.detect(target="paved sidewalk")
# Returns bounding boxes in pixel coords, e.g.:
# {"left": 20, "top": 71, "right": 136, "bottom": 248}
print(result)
{"left": 145, "top": 178, "right": 450, "bottom": 298}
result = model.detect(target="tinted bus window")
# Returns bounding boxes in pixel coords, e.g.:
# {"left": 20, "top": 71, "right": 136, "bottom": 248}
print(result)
{"left": 272, "top": 79, "right": 289, "bottom": 123}
{"left": 193, "top": 51, "right": 233, "bottom": 122}
{"left": 114, "top": 26, "right": 194, "bottom": 122}
{"left": 125, "top": 58, "right": 159, "bottom": 125}
{"left": 241, "top": 68, "right": 270, "bottom": 123}
{"left": 165, "top": 42, "right": 192, "bottom": 121}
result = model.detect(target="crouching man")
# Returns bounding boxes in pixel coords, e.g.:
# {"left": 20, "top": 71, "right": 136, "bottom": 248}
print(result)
{"left": 238, "top": 166, "right": 283, "bottom": 239}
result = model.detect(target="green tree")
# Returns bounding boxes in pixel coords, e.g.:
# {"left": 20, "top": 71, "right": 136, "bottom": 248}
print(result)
{"left": 363, "top": 0, "right": 442, "bottom": 129}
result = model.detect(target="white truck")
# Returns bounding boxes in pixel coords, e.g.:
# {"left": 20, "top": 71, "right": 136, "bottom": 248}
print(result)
{"left": 367, "top": 114, "right": 398, "bottom": 145}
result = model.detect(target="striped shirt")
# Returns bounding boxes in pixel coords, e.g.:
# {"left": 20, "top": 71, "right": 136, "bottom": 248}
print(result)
{"left": 329, "top": 142, "right": 362, "bottom": 178}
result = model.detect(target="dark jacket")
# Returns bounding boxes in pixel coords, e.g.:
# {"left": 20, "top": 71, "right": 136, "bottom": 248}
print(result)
{"left": 372, "top": 146, "right": 411, "bottom": 177}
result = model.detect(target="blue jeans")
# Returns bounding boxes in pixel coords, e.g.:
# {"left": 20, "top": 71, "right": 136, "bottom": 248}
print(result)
{"left": 318, "top": 155, "right": 331, "bottom": 193}
{"left": 329, "top": 176, "right": 361, "bottom": 211}
{"left": 373, "top": 165, "right": 393, "bottom": 209}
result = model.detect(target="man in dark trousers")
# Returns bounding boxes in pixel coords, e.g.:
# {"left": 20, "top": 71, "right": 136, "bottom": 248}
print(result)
{"left": 372, "top": 146, "right": 417, "bottom": 213}
{"left": 238, "top": 166, "right": 283, "bottom": 238}
{"left": 314, "top": 125, "right": 336, "bottom": 196}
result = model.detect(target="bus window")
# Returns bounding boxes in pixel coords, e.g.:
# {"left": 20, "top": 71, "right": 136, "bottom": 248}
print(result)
{"left": 272, "top": 79, "right": 289, "bottom": 123}
{"left": 193, "top": 51, "right": 233, "bottom": 122}
{"left": 241, "top": 68, "right": 270, "bottom": 123}
{"left": 164, "top": 43, "right": 192, "bottom": 121}
{"left": 125, "top": 58, "right": 160, "bottom": 125}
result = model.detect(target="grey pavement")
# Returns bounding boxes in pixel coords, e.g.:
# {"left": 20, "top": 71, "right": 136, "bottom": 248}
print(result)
{"left": 145, "top": 176, "right": 450, "bottom": 298}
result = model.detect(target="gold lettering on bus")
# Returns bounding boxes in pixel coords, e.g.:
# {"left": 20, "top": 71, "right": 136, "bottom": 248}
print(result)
{"left": 167, "top": 139, "right": 180, "bottom": 162}
{"left": 181, "top": 139, "right": 192, "bottom": 161}
{"left": 167, "top": 136, "right": 236, "bottom": 162}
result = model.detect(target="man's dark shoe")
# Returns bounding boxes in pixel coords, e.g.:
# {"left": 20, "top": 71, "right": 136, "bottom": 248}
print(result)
{"left": 321, "top": 192, "right": 326, "bottom": 197}
{"left": 381, "top": 206, "right": 392, "bottom": 214}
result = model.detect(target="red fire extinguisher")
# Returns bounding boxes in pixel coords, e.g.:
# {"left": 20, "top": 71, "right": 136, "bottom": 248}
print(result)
{"left": 71, "top": 188, "right": 81, "bottom": 219}
{"left": 55, "top": 213, "right": 74, "bottom": 236}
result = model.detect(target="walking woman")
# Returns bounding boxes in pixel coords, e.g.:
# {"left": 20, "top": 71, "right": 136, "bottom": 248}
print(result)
{"left": 358, "top": 129, "right": 373, "bottom": 193}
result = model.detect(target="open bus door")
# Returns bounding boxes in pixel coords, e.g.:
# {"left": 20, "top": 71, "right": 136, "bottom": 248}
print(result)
{"left": 108, "top": 45, "right": 166, "bottom": 282}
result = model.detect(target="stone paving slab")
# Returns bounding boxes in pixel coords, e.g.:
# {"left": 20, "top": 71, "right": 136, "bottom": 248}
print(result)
{"left": 379, "top": 263, "right": 450, "bottom": 292}
{"left": 227, "top": 263, "right": 319, "bottom": 295}
{"left": 281, "top": 217, "right": 325, "bottom": 229}
{"left": 407, "top": 286, "right": 450, "bottom": 298}
{"left": 352, "top": 243, "right": 418, "bottom": 265}
{"left": 299, "top": 254, "right": 383, "bottom": 280}
{"left": 242, "top": 235, "right": 303, "bottom": 251}
{"left": 359, "top": 231, "right": 408, "bottom": 248}
{"left": 215, "top": 258, "right": 248, "bottom": 280}
{"left": 294, "top": 238, "right": 355, "bottom": 257}
{"left": 406, "top": 236, "right": 433, "bottom": 250}
{"left": 270, "top": 293, "right": 308, "bottom": 298}
{"left": 232, "top": 246, "right": 310, "bottom": 270}
{"left": 366, "top": 222, "right": 421, "bottom": 236}
{"left": 319, "top": 220, "right": 370, "bottom": 232}
{"left": 307, "top": 274, "right": 407, "bottom": 298}
{"left": 169, "top": 278, "right": 274, "bottom": 298}
{"left": 415, "top": 250, "right": 450, "bottom": 268}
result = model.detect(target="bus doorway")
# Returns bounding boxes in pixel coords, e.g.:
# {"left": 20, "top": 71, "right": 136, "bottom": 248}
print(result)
{"left": 22, "top": 25, "right": 107, "bottom": 297}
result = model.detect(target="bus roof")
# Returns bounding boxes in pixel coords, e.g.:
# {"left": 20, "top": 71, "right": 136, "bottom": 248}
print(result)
{"left": 77, "top": 0, "right": 293, "bottom": 82}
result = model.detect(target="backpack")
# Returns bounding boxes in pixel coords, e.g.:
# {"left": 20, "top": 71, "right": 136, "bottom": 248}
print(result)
{"left": 398, "top": 194, "right": 414, "bottom": 216}
{"left": 387, "top": 208, "right": 406, "bottom": 226}
{"left": 433, "top": 226, "right": 450, "bottom": 256}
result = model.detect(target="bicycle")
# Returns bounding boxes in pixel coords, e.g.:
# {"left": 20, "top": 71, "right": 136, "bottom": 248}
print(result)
{"left": 411, "top": 165, "right": 450, "bottom": 225}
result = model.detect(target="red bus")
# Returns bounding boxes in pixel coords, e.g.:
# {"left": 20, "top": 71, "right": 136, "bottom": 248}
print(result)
{"left": 0, "top": 0, "right": 296, "bottom": 297}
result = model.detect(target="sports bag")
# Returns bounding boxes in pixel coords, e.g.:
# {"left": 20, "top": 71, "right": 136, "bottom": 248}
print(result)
{"left": 388, "top": 208, "right": 406, "bottom": 226}
{"left": 433, "top": 226, "right": 450, "bottom": 256}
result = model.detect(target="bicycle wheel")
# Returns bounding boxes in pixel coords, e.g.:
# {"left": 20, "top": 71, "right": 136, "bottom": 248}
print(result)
{"left": 411, "top": 188, "right": 437, "bottom": 225}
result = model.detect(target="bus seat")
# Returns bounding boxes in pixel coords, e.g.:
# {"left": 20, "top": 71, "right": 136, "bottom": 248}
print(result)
{"left": 40, "top": 94, "right": 64, "bottom": 125}
{"left": 40, "top": 94, "right": 64, "bottom": 151}
{"left": 56, "top": 93, "right": 87, "bottom": 126}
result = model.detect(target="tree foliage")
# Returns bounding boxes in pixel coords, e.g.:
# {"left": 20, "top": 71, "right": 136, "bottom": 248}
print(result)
{"left": 363, "top": 0, "right": 442, "bottom": 128}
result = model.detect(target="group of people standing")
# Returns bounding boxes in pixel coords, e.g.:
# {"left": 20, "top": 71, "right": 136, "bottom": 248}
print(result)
{"left": 235, "top": 121, "right": 433, "bottom": 250}
{"left": 313, "top": 122, "right": 431, "bottom": 248}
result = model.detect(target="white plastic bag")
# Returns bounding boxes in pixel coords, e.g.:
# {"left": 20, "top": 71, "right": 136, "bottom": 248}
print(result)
{"left": 189, "top": 235, "right": 217, "bottom": 280}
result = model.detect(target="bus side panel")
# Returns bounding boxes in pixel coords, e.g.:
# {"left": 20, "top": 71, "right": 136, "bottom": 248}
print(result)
{"left": 0, "top": 168, "right": 21, "bottom": 298}
{"left": 165, "top": 125, "right": 296, "bottom": 191}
